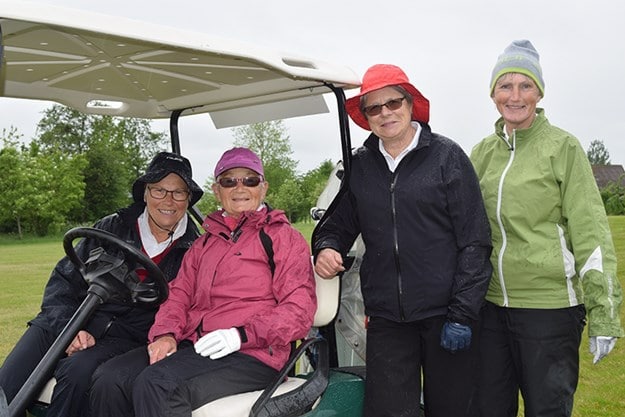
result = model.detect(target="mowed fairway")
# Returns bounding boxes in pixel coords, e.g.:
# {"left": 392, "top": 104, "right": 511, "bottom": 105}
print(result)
{"left": 1, "top": 219, "right": 624, "bottom": 416}
{"left": 0, "top": 236, "right": 65, "bottom": 363}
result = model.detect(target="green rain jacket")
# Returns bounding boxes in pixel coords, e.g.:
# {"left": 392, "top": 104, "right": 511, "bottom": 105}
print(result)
{"left": 470, "top": 108, "right": 623, "bottom": 337}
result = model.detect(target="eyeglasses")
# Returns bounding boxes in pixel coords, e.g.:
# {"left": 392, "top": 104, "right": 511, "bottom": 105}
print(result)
{"left": 217, "top": 176, "right": 263, "bottom": 188}
{"left": 147, "top": 186, "right": 189, "bottom": 201}
{"left": 362, "top": 97, "right": 406, "bottom": 117}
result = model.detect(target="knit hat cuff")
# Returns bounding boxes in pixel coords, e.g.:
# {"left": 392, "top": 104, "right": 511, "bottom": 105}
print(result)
{"left": 490, "top": 67, "right": 545, "bottom": 97}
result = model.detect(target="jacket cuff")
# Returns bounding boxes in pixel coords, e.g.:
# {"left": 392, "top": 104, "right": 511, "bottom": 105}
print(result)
{"left": 447, "top": 314, "right": 473, "bottom": 327}
{"left": 236, "top": 326, "right": 248, "bottom": 344}
{"left": 151, "top": 333, "right": 176, "bottom": 343}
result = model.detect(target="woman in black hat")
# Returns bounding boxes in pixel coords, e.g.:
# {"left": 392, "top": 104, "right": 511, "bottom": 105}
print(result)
{"left": 0, "top": 152, "right": 203, "bottom": 417}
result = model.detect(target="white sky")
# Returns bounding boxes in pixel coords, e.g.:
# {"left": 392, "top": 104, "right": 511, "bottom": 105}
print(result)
{"left": 2, "top": 0, "right": 624, "bottom": 186}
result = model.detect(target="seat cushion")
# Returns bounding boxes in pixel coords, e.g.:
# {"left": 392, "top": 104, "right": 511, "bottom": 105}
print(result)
{"left": 192, "top": 377, "right": 307, "bottom": 417}
{"left": 36, "top": 378, "right": 56, "bottom": 404}
{"left": 36, "top": 377, "right": 307, "bottom": 417}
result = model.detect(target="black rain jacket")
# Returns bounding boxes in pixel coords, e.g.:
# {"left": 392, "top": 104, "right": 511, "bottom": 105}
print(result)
{"left": 313, "top": 123, "right": 493, "bottom": 324}
{"left": 29, "top": 201, "right": 200, "bottom": 343}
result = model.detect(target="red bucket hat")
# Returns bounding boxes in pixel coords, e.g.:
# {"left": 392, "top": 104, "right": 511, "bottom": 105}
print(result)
{"left": 345, "top": 64, "right": 430, "bottom": 131}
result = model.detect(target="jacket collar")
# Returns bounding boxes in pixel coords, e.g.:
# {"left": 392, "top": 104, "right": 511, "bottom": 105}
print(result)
{"left": 364, "top": 121, "right": 433, "bottom": 153}
{"left": 203, "top": 205, "right": 288, "bottom": 235}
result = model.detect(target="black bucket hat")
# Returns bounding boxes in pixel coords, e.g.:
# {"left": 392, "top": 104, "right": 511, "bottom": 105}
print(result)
{"left": 132, "top": 152, "right": 203, "bottom": 206}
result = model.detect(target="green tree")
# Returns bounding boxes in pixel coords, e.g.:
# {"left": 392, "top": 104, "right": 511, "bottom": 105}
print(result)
{"left": 89, "top": 116, "right": 166, "bottom": 179}
{"left": 600, "top": 177, "right": 625, "bottom": 215}
{"left": 0, "top": 129, "right": 28, "bottom": 236}
{"left": 231, "top": 120, "right": 298, "bottom": 207}
{"left": 195, "top": 179, "right": 220, "bottom": 216}
{"left": 587, "top": 139, "right": 611, "bottom": 165}
{"left": 33, "top": 104, "right": 168, "bottom": 223}
{"left": 271, "top": 178, "right": 305, "bottom": 222}
{"left": 299, "top": 159, "right": 336, "bottom": 222}
{"left": 26, "top": 147, "right": 87, "bottom": 235}
{"left": 82, "top": 142, "right": 132, "bottom": 219}
{"left": 0, "top": 133, "right": 86, "bottom": 237}
{"left": 35, "top": 105, "right": 91, "bottom": 154}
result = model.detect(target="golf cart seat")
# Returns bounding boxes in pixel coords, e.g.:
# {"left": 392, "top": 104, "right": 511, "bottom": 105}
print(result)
{"left": 35, "top": 264, "right": 340, "bottom": 417}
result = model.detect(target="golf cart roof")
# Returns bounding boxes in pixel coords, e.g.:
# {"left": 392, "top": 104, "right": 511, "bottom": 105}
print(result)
{"left": 0, "top": 1, "right": 360, "bottom": 127}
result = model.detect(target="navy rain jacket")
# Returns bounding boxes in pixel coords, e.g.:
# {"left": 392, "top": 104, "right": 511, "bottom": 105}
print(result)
{"left": 313, "top": 123, "right": 493, "bottom": 324}
{"left": 29, "top": 201, "right": 200, "bottom": 343}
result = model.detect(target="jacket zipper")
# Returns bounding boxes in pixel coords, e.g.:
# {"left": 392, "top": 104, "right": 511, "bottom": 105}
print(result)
{"left": 496, "top": 130, "right": 516, "bottom": 306}
{"left": 231, "top": 216, "right": 248, "bottom": 243}
{"left": 389, "top": 172, "right": 405, "bottom": 320}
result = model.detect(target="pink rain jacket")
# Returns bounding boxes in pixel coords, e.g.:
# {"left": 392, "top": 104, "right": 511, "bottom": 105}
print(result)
{"left": 149, "top": 206, "right": 316, "bottom": 370}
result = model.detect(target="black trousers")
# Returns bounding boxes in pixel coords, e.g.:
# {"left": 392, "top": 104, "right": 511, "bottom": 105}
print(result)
{"left": 364, "top": 315, "right": 480, "bottom": 417}
{"left": 0, "top": 324, "right": 56, "bottom": 403}
{"left": 0, "top": 324, "right": 141, "bottom": 417}
{"left": 90, "top": 340, "right": 278, "bottom": 417}
{"left": 478, "top": 302, "right": 586, "bottom": 417}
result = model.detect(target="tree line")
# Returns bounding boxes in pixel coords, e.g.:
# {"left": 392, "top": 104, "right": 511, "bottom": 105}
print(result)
{"left": 0, "top": 105, "right": 335, "bottom": 238}
{"left": 587, "top": 139, "right": 625, "bottom": 215}
{"left": 1, "top": 106, "right": 622, "bottom": 238}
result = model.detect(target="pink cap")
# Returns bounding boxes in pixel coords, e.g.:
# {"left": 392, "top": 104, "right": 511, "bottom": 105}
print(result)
{"left": 214, "top": 147, "right": 264, "bottom": 178}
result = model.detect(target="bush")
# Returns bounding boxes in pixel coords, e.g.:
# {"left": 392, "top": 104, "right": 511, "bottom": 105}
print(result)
{"left": 604, "top": 195, "right": 625, "bottom": 215}
{"left": 600, "top": 178, "right": 625, "bottom": 215}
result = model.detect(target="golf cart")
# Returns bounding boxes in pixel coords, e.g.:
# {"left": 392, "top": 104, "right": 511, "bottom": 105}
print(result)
{"left": 0, "top": 2, "right": 366, "bottom": 416}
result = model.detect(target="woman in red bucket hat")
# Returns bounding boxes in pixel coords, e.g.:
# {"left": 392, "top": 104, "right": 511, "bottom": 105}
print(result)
{"left": 344, "top": 64, "right": 430, "bottom": 131}
{"left": 313, "top": 64, "right": 493, "bottom": 417}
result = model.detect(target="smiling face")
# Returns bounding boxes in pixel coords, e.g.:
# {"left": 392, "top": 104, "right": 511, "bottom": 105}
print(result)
{"left": 363, "top": 86, "right": 415, "bottom": 153}
{"left": 144, "top": 173, "right": 189, "bottom": 240}
{"left": 492, "top": 72, "right": 542, "bottom": 132}
{"left": 212, "top": 167, "right": 268, "bottom": 219}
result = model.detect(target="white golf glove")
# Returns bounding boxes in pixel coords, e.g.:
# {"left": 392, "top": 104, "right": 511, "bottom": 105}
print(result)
{"left": 194, "top": 328, "right": 241, "bottom": 360}
{"left": 589, "top": 336, "right": 617, "bottom": 364}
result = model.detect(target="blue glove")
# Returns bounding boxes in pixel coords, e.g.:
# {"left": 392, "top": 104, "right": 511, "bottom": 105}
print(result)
{"left": 440, "top": 321, "right": 472, "bottom": 353}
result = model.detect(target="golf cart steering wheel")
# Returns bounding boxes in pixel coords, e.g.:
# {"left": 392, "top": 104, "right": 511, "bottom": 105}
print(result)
{"left": 63, "top": 227, "right": 168, "bottom": 306}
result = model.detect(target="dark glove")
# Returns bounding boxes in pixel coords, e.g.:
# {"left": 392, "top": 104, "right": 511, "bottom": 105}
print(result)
{"left": 440, "top": 321, "right": 472, "bottom": 353}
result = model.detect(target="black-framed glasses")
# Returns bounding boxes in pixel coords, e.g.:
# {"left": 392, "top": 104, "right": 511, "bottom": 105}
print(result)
{"left": 147, "top": 186, "right": 189, "bottom": 201}
{"left": 217, "top": 176, "right": 263, "bottom": 188}
{"left": 363, "top": 97, "right": 406, "bottom": 117}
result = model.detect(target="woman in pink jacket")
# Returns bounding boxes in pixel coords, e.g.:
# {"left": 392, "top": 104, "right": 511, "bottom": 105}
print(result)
{"left": 90, "top": 147, "right": 317, "bottom": 417}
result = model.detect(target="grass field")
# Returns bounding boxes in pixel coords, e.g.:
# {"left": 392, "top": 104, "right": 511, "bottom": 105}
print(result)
{"left": 0, "top": 218, "right": 624, "bottom": 416}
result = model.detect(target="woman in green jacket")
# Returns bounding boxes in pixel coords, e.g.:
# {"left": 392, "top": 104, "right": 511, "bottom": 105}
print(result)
{"left": 470, "top": 39, "right": 623, "bottom": 417}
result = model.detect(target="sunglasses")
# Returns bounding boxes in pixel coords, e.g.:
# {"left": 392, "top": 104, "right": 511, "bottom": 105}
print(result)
{"left": 217, "top": 176, "right": 263, "bottom": 188}
{"left": 363, "top": 97, "right": 406, "bottom": 117}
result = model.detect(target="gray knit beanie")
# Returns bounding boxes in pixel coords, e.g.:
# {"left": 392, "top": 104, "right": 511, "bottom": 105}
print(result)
{"left": 490, "top": 40, "right": 544, "bottom": 97}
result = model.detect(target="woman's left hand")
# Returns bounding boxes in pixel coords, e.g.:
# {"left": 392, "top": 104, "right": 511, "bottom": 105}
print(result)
{"left": 147, "top": 335, "right": 177, "bottom": 364}
{"left": 66, "top": 330, "right": 95, "bottom": 356}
